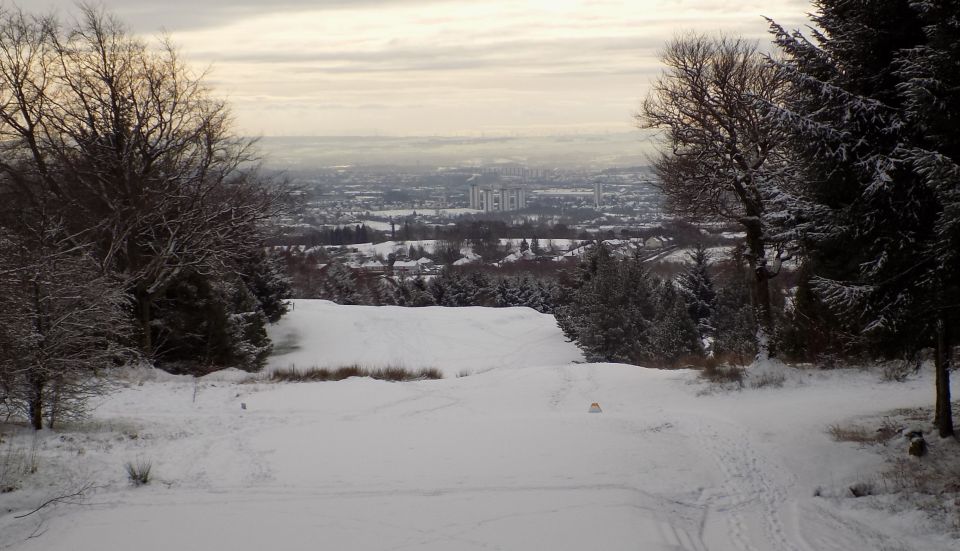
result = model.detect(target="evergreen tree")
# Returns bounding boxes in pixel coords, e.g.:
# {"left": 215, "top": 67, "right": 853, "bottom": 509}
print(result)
{"left": 318, "top": 262, "right": 369, "bottom": 305}
{"left": 555, "top": 245, "right": 658, "bottom": 364}
{"left": 533, "top": 280, "right": 557, "bottom": 314}
{"left": 769, "top": 0, "right": 959, "bottom": 435}
{"left": 240, "top": 249, "right": 292, "bottom": 324}
{"left": 153, "top": 270, "right": 273, "bottom": 374}
{"left": 710, "top": 262, "right": 758, "bottom": 364}
{"left": 493, "top": 278, "right": 517, "bottom": 307}
{"left": 408, "top": 276, "right": 436, "bottom": 306}
{"left": 677, "top": 244, "right": 717, "bottom": 348}
{"left": 428, "top": 275, "right": 449, "bottom": 306}
{"left": 467, "top": 271, "right": 495, "bottom": 306}
{"left": 394, "top": 276, "right": 412, "bottom": 306}
{"left": 649, "top": 280, "right": 702, "bottom": 366}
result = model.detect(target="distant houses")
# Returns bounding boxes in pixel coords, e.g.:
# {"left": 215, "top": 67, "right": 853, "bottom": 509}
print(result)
{"left": 359, "top": 260, "right": 387, "bottom": 275}
{"left": 392, "top": 257, "right": 435, "bottom": 276}
{"left": 276, "top": 236, "right": 672, "bottom": 287}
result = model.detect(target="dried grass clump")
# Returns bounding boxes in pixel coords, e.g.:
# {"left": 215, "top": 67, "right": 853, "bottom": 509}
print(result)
{"left": 270, "top": 365, "right": 442, "bottom": 383}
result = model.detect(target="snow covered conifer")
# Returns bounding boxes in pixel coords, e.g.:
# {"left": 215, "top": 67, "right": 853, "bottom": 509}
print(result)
{"left": 677, "top": 244, "right": 717, "bottom": 349}
{"left": 408, "top": 276, "right": 437, "bottom": 307}
{"left": 769, "top": 0, "right": 960, "bottom": 435}
{"left": 648, "top": 280, "right": 703, "bottom": 366}
{"left": 555, "top": 245, "right": 661, "bottom": 364}
{"left": 242, "top": 249, "right": 292, "bottom": 324}
{"left": 710, "top": 261, "right": 758, "bottom": 365}
{"left": 467, "top": 271, "right": 495, "bottom": 306}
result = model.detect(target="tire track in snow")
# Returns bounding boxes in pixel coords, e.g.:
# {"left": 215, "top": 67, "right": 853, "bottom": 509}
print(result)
{"left": 794, "top": 499, "right": 946, "bottom": 551}
{"left": 548, "top": 364, "right": 575, "bottom": 409}
{"left": 693, "top": 415, "right": 811, "bottom": 551}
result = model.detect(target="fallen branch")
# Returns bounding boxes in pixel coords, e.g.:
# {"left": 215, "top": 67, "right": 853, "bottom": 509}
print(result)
{"left": 14, "top": 482, "right": 95, "bottom": 519}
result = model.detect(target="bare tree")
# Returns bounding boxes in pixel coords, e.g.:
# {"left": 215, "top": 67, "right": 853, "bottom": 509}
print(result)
{"left": 0, "top": 5, "right": 284, "bottom": 355}
{"left": 639, "top": 35, "right": 790, "bottom": 359}
{"left": 0, "top": 224, "right": 132, "bottom": 430}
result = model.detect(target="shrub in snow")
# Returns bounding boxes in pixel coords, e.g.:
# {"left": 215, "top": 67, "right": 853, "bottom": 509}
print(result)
{"left": 125, "top": 459, "right": 152, "bottom": 486}
{"left": 0, "top": 231, "right": 133, "bottom": 430}
{"left": 700, "top": 363, "right": 744, "bottom": 388}
{"left": 270, "top": 365, "right": 442, "bottom": 383}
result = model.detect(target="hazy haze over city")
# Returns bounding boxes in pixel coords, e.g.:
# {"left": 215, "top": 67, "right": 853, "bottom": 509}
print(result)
{"left": 35, "top": 0, "right": 810, "bottom": 140}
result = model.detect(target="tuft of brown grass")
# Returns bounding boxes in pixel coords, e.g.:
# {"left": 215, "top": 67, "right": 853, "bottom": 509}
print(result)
{"left": 270, "top": 365, "right": 442, "bottom": 383}
{"left": 827, "top": 419, "right": 901, "bottom": 444}
{"left": 700, "top": 363, "right": 745, "bottom": 386}
{"left": 125, "top": 459, "right": 152, "bottom": 486}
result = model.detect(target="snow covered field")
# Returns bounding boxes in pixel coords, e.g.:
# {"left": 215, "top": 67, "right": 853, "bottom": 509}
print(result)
{"left": 0, "top": 301, "right": 957, "bottom": 550}
{"left": 267, "top": 300, "right": 583, "bottom": 377}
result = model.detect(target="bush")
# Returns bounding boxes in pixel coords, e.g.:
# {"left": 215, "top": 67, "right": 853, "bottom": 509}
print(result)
{"left": 749, "top": 371, "right": 786, "bottom": 389}
{"left": 125, "top": 459, "right": 152, "bottom": 486}
{"left": 827, "top": 420, "right": 900, "bottom": 444}
{"left": 270, "top": 365, "right": 442, "bottom": 383}
{"left": 0, "top": 435, "right": 39, "bottom": 493}
{"left": 701, "top": 363, "right": 745, "bottom": 386}
{"left": 880, "top": 359, "right": 920, "bottom": 383}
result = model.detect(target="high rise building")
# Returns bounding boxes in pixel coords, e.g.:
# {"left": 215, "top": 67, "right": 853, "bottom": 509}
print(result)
{"left": 469, "top": 181, "right": 527, "bottom": 212}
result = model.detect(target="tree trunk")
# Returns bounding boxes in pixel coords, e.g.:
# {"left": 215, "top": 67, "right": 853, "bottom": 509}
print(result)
{"left": 28, "top": 374, "right": 44, "bottom": 430}
{"left": 744, "top": 223, "right": 776, "bottom": 359}
{"left": 48, "top": 381, "right": 59, "bottom": 430}
{"left": 934, "top": 316, "right": 954, "bottom": 438}
{"left": 136, "top": 285, "right": 153, "bottom": 355}
{"left": 29, "top": 280, "right": 46, "bottom": 430}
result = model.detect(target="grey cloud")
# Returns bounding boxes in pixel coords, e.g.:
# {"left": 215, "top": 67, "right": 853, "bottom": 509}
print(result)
{"left": 194, "top": 35, "right": 665, "bottom": 77}
{"left": 28, "top": 0, "right": 450, "bottom": 32}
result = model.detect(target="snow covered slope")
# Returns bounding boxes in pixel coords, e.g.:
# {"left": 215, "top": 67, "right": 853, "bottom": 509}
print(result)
{"left": 0, "top": 304, "right": 956, "bottom": 551}
{"left": 268, "top": 300, "right": 584, "bottom": 376}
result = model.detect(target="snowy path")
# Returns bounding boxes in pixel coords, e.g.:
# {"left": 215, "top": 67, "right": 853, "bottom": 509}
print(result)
{"left": 1, "top": 303, "right": 956, "bottom": 550}
{"left": 1, "top": 362, "right": 955, "bottom": 551}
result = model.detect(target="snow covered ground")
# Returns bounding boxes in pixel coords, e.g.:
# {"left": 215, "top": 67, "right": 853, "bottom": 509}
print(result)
{"left": 0, "top": 301, "right": 957, "bottom": 550}
{"left": 267, "top": 300, "right": 583, "bottom": 377}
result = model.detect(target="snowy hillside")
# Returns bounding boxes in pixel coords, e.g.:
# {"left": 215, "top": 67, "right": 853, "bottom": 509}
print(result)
{"left": 268, "top": 300, "right": 584, "bottom": 376}
{"left": 0, "top": 303, "right": 957, "bottom": 551}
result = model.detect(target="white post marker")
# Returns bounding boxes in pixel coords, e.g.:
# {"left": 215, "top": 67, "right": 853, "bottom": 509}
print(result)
{"left": 588, "top": 402, "right": 602, "bottom": 413}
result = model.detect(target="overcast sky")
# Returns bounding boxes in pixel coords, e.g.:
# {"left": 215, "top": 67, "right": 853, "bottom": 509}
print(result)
{"left": 34, "top": 1, "right": 812, "bottom": 137}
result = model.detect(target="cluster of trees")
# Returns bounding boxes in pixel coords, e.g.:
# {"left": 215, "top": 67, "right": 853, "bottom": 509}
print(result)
{"left": 295, "top": 260, "right": 559, "bottom": 313}
{"left": 395, "top": 270, "right": 558, "bottom": 312}
{"left": 311, "top": 263, "right": 396, "bottom": 306}
{"left": 0, "top": 7, "right": 289, "bottom": 428}
{"left": 313, "top": 225, "right": 374, "bottom": 247}
{"left": 273, "top": 218, "right": 647, "bottom": 256}
{"left": 641, "top": 0, "right": 959, "bottom": 435}
{"left": 555, "top": 244, "right": 756, "bottom": 367}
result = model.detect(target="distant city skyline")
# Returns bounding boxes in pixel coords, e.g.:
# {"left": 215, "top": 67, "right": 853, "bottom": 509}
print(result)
{"left": 33, "top": 0, "right": 811, "bottom": 137}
